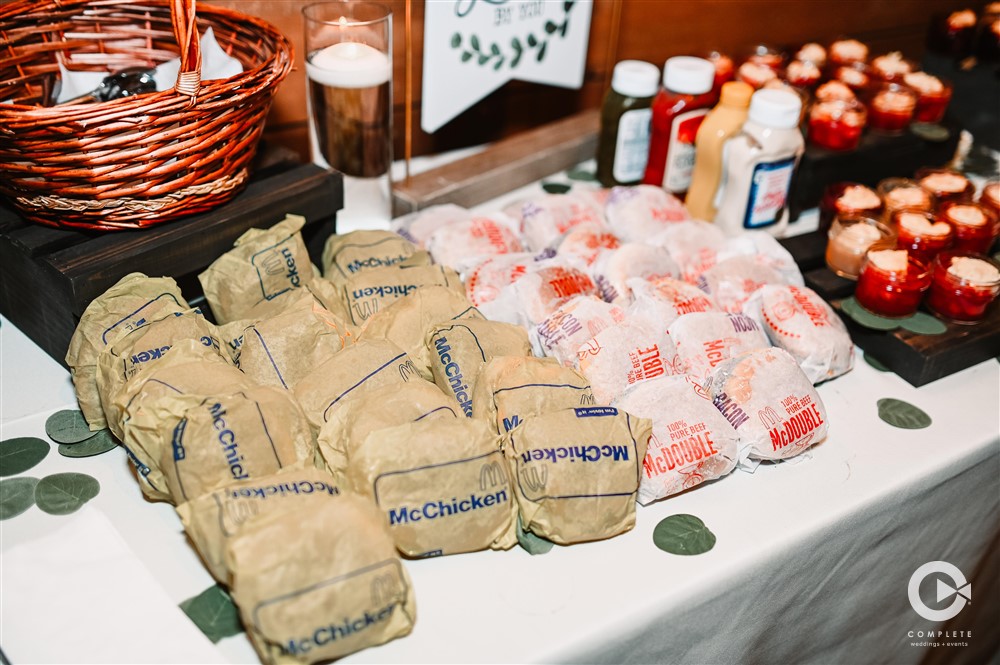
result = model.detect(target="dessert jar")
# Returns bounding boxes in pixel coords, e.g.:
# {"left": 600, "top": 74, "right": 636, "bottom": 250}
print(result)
{"left": 795, "top": 42, "right": 827, "bottom": 68}
{"left": 925, "top": 251, "right": 1000, "bottom": 323}
{"left": 977, "top": 180, "right": 1000, "bottom": 219}
{"left": 819, "top": 182, "right": 882, "bottom": 232}
{"left": 869, "top": 51, "right": 916, "bottom": 82}
{"left": 916, "top": 168, "right": 974, "bottom": 205}
{"left": 815, "top": 80, "right": 856, "bottom": 103}
{"left": 855, "top": 247, "right": 931, "bottom": 318}
{"left": 833, "top": 62, "right": 872, "bottom": 94}
{"left": 808, "top": 98, "right": 867, "bottom": 152}
{"left": 746, "top": 44, "right": 786, "bottom": 70}
{"left": 829, "top": 38, "right": 869, "bottom": 69}
{"left": 877, "top": 177, "right": 936, "bottom": 221}
{"left": 866, "top": 82, "right": 918, "bottom": 133}
{"left": 785, "top": 60, "right": 822, "bottom": 89}
{"left": 736, "top": 61, "right": 778, "bottom": 89}
{"left": 826, "top": 215, "right": 894, "bottom": 279}
{"left": 894, "top": 210, "right": 954, "bottom": 265}
{"left": 904, "top": 72, "right": 953, "bottom": 123}
{"left": 939, "top": 201, "right": 1000, "bottom": 254}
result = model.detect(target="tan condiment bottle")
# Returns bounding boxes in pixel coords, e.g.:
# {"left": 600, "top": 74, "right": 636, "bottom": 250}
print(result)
{"left": 685, "top": 81, "right": 754, "bottom": 221}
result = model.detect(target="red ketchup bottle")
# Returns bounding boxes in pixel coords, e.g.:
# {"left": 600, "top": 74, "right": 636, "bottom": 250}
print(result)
{"left": 642, "top": 56, "right": 716, "bottom": 199}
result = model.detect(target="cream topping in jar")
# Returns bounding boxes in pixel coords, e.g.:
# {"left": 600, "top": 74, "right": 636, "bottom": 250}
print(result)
{"left": 898, "top": 213, "right": 951, "bottom": 236}
{"left": 837, "top": 185, "right": 881, "bottom": 210}
{"left": 837, "top": 66, "right": 869, "bottom": 87}
{"left": 982, "top": 182, "right": 999, "bottom": 207}
{"left": 786, "top": 60, "right": 821, "bottom": 81}
{"left": 868, "top": 249, "right": 909, "bottom": 272}
{"left": 738, "top": 62, "right": 778, "bottom": 88}
{"left": 903, "top": 71, "right": 944, "bottom": 95}
{"left": 947, "top": 9, "right": 976, "bottom": 30}
{"left": 920, "top": 172, "right": 968, "bottom": 193}
{"left": 873, "top": 89, "right": 916, "bottom": 112}
{"left": 872, "top": 52, "right": 912, "bottom": 76}
{"left": 840, "top": 221, "right": 883, "bottom": 246}
{"left": 796, "top": 43, "right": 827, "bottom": 65}
{"left": 948, "top": 256, "right": 1000, "bottom": 282}
{"left": 816, "top": 81, "right": 856, "bottom": 102}
{"left": 886, "top": 186, "right": 931, "bottom": 208}
{"left": 948, "top": 205, "right": 987, "bottom": 226}
{"left": 831, "top": 39, "right": 869, "bottom": 63}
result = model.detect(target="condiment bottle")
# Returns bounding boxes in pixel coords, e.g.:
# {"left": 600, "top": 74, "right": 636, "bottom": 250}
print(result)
{"left": 596, "top": 60, "right": 661, "bottom": 187}
{"left": 641, "top": 56, "right": 716, "bottom": 197}
{"left": 713, "top": 88, "right": 805, "bottom": 236}
{"left": 685, "top": 81, "right": 753, "bottom": 221}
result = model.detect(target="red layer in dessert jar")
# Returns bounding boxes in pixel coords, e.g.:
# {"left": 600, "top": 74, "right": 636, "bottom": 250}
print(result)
{"left": 894, "top": 210, "right": 954, "bottom": 265}
{"left": 939, "top": 201, "right": 1000, "bottom": 254}
{"left": 916, "top": 167, "right": 975, "bottom": 205}
{"left": 977, "top": 180, "right": 1000, "bottom": 219}
{"left": 878, "top": 178, "right": 936, "bottom": 222}
{"left": 925, "top": 251, "right": 1000, "bottom": 323}
{"left": 855, "top": 247, "right": 931, "bottom": 318}
{"left": 867, "top": 83, "right": 917, "bottom": 133}
{"left": 869, "top": 51, "right": 917, "bottom": 82}
{"left": 903, "top": 71, "right": 953, "bottom": 123}
{"left": 819, "top": 182, "right": 882, "bottom": 231}
{"left": 808, "top": 98, "right": 867, "bottom": 151}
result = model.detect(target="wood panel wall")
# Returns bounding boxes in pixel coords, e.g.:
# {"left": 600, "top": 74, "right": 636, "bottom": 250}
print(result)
{"left": 210, "top": 0, "right": 984, "bottom": 162}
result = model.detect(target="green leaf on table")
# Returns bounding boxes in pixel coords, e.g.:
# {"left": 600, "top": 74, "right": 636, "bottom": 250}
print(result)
{"left": 653, "top": 514, "right": 716, "bottom": 555}
{"left": 461, "top": 51, "right": 472, "bottom": 63}
{"left": 899, "top": 312, "right": 948, "bottom": 335}
{"left": 34, "top": 472, "right": 100, "bottom": 515}
{"left": 180, "top": 585, "right": 244, "bottom": 643}
{"left": 450, "top": 32, "right": 461, "bottom": 49}
{"left": 470, "top": 35, "right": 480, "bottom": 51}
{"left": 515, "top": 514, "right": 554, "bottom": 555}
{"left": 0, "top": 477, "right": 39, "bottom": 520}
{"left": 541, "top": 182, "right": 571, "bottom": 195}
{"left": 863, "top": 352, "right": 892, "bottom": 372}
{"left": 840, "top": 297, "right": 902, "bottom": 331}
{"left": 909, "top": 122, "right": 950, "bottom": 142}
{"left": 0, "top": 437, "right": 50, "bottom": 476}
{"left": 877, "top": 398, "right": 932, "bottom": 430}
{"left": 45, "top": 409, "right": 98, "bottom": 444}
{"left": 565, "top": 167, "right": 597, "bottom": 182}
{"left": 58, "top": 429, "right": 118, "bottom": 458}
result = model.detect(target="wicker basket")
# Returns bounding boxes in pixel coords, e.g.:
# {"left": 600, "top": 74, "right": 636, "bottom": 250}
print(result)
{"left": 0, "top": 0, "right": 293, "bottom": 231}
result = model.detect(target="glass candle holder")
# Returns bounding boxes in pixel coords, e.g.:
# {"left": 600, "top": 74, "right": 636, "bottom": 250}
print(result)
{"left": 978, "top": 180, "right": 1000, "bottom": 219}
{"left": 303, "top": 1, "right": 394, "bottom": 231}
{"left": 808, "top": 98, "right": 867, "bottom": 152}
{"left": 869, "top": 52, "right": 917, "bottom": 82}
{"left": 867, "top": 82, "right": 917, "bottom": 133}
{"left": 878, "top": 177, "right": 936, "bottom": 222}
{"left": 855, "top": 247, "right": 931, "bottom": 318}
{"left": 894, "top": 210, "right": 954, "bottom": 265}
{"left": 826, "top": 215, "right": 894, "bottom": 280}
{"left": 916, "top": 167, "right": 974, "bottom": 205}
{"left": 819, "top": 182, "right": 882, "bottom": 231}
{"left": 904, "top": 72, "right": 953, "bottom": 123}
{"left": 925, "top": 251, "right": 1000, "bottom": 323}
{"left": 939, "top": 201, "right": 1000, "bottom": 254}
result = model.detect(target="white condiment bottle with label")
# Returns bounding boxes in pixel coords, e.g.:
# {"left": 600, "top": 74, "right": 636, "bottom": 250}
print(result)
{"left": 596, "top": 60, "right": 661, "bottom": 187}
{"left": 713, "top": 89, "right": 805, "bottom": 236}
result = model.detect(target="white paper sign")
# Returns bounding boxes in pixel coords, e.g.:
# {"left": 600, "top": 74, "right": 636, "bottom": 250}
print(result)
{"left": 421, "top": 0, "right": 593, "bottom": 133}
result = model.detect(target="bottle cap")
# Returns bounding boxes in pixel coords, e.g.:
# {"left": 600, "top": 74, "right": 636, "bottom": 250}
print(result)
{"left": 748, "top": 88, "right": 802, "bottom": 128}
{"left": 719, "top": 81, "right": 753, "bottom": 108}
{"left": 663, "top": 56, "right": 715, "bottom": 95}
{"left": 610, "top": 60, "right": 660, "bottom": 98}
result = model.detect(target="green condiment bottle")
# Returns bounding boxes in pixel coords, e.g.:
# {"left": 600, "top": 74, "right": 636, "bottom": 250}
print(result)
{"left": 596, "top": 60, "right": 660, "bottom": 188}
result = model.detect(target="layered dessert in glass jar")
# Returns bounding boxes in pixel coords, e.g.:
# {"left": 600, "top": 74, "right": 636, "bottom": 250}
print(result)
{"left": 855, "top": 248, "right": 931, "bottom": 318}
{"left": 826, "top": 215, "right": 894, "bottom": 279}
{"left": 977, "top": 180, "right": 1000, "bottom": 219}
{"left": 815, "top": 80, "right": 857, "bottom": 103}
{"left": 785, "top": 60, "right": 822, "bottom": 88}
{"left": 939, "top": 201, "right": 1000, "bottom": 254}
{"left": 867, "top": 83, "right": 918, "bottom": 133}
{"left": 829, "top": 38, "right": 869, "bottom": 67}
{"left": 809, "top": 98, "right": 867, "bottom": 151}
{"left": 736, "top": 61, "right": 778, "bottom": 89}
{"left": 820, "top": 183, "right": 882, "bottom": 230}
{"left": 894, "top": 211, "right": 954, "bottom": 265}
{"left": 903, "top": 71, "right": 952, "bottom": 123}
{"left": 925, "top": 252, "right": 1000, "bottom": 323}
{"left": 869, "top": 51, "right": 916, "bottom": 82}
{"left": 916, "top": 168, "right": 975, "bottom": 204}
{"left": 795, "top": 42, "right": 827, "bottom": 67}
{"left": 878, "top": 178, "right": 936, "bottom": 221}
{"left": 833, "top": 62, "right": 872, "bottom": 93}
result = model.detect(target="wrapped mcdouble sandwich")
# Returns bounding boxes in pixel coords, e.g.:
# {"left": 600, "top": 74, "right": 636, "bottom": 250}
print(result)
{"left": 426, "top": 318, "right": 531, "bottom": 416}
{"left": 613, "top": 375, "right": 739, "bottom": 504}
{"left": 501, "top": 406, "right": 650, "bottom": 544}
{"left": 669, "top": 311, "right": 771, "bottom": 380}
{"left": 627, "top": 276, "right": 721, "bottom": 328}
{"left": 318, "top": 381, "right": 459, "bottom": 480}
{"left": 478, "top": 260, "right": 599, "bottom": 327}
{"left": 742, "top": 284, "right": 854, "bottom": 384}
{"left": 425, "top": 213, "right": 524, "bottom": 274}
{"left": 322, "top": 229, "right": 426, "bottom": 285}
{"left": 532, "top": 295, "right": 627, "bottom": 366}
{"left": 347, "top": 418, "right": 517, "bottom": 557}
{"left": 228, "top": 494, "right": 417, "bottom": 664}
{"left": 576, "top": 319, "right": 680, "bottom": 404}
{"left": 590, "top": 243, "right": 680, "bottom": 304}
{"left": 704, "top": 347, "right": 829, "bottom": 462}
{"left": 603, "top": 185, "right": 690, "bottom": 241}
{"left": 472, "top": 356, "right": 596, "bottom": 434}
{"left": 503, "top": 193, "right": 606, "bottom": 252}
{"left": 177, "top": 468, "right": 342, "bottom": 583}
{"left": 66, "top": 273, "right": 188, "bottom": 430}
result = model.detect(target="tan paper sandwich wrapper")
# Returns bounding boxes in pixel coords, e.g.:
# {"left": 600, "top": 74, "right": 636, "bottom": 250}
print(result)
{"left": 177, "top": 467, "right": 341, "bottom": 583}
{"left": 343, "top": 264, "right": 463, "bottom": 326}
{"left": 199, "top": 215, "right": 319, "bottom": 324}
{"left": 501, "top": 406, "right": 650, "bottom": 545}
{"left": 426, "top": 319, "right": 531, "bottom": 417}
{"left": 228, "top": 494, "right": 417, "bottom": 664}
{"left": 318, "top": 380, "right": 459, "bottom": 481}
{"left": 359, "top": 285, "right": 483, "bottom": 381}
{"left": 322, "top": 229, "right": 425, "bottom": 285}
{"left": 347, "top": 418, "right": 517, "bottom": 557}
{"left": 65, "top": 273, "right": 188, "bottom": 430}
{"left": 472, "top": 355, "right": 596, "bottom": 434}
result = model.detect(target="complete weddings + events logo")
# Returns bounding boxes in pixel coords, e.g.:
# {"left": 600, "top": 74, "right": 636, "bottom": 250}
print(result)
{"left": 906, "top": 561, "right": 972, "bottom": 649}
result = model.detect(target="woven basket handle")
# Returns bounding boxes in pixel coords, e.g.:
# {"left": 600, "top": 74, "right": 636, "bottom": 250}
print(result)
{"left": 171, "top": 0, "right": 202, "bottom": 98}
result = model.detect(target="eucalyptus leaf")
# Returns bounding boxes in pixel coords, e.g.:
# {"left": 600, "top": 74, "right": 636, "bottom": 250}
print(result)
{"left": 59, "top": 429, "right": 118, "bottom": 458}
{"left": 863, "top": 352, "right": 892, "bottom": 372}
{"left": 180, "top": 585, "right": 244, "bottom": 643}
{"left": 899, "top": 312, "right": 948, "bottom": 335}
{"left": 0, "top": 477, "right": 39, "bottom": 520}
{"left": 537, "top": 41, "right": 548, "bottom": 62}
{"left": 470, "top": 35, "right": 480, "bottom": 51}
{"left": 909, "top": 122, "right": 950, "bottom": 142}
{"left": 478, "top": 54, "right": 489, "bottom": 65}
{"left": 840, "top": 297, "right": 902, "bottom": 331}
{"left": 527, "top": 33, "right": 538, "bottom": 47}
{"left": 516, "top": 515, "right": 554, "bottom": 555}
{"left": 0, "top": 437, "right": 50, "bottom": 477}
{"left": 450, "top": 33, "right": 461, "bottom": 49}
{"left": 566, "top": 167, "right": 597, "bottom": 182}
{"left": 490, "top": 42, "right": 500, "bottom": 55}
{"left": 653, "top": 514, "right": 716, "bottom": 555}
{"left": 544, "top": 20, "right": 557, "bottom": 34}
{"left": 541, "top": 182, "right": 571, "bottom": 194}
{"left": 461, "top": 51, "right": 472, "bottom": 63}
{"left": 877, "top": 398, "right": 932, "bottom": 430}
{"left": 34, "top": 472, "right": 100, "bottom": 515}
{"left": 45, "top": 409, "right": 98, "bottom": 444}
